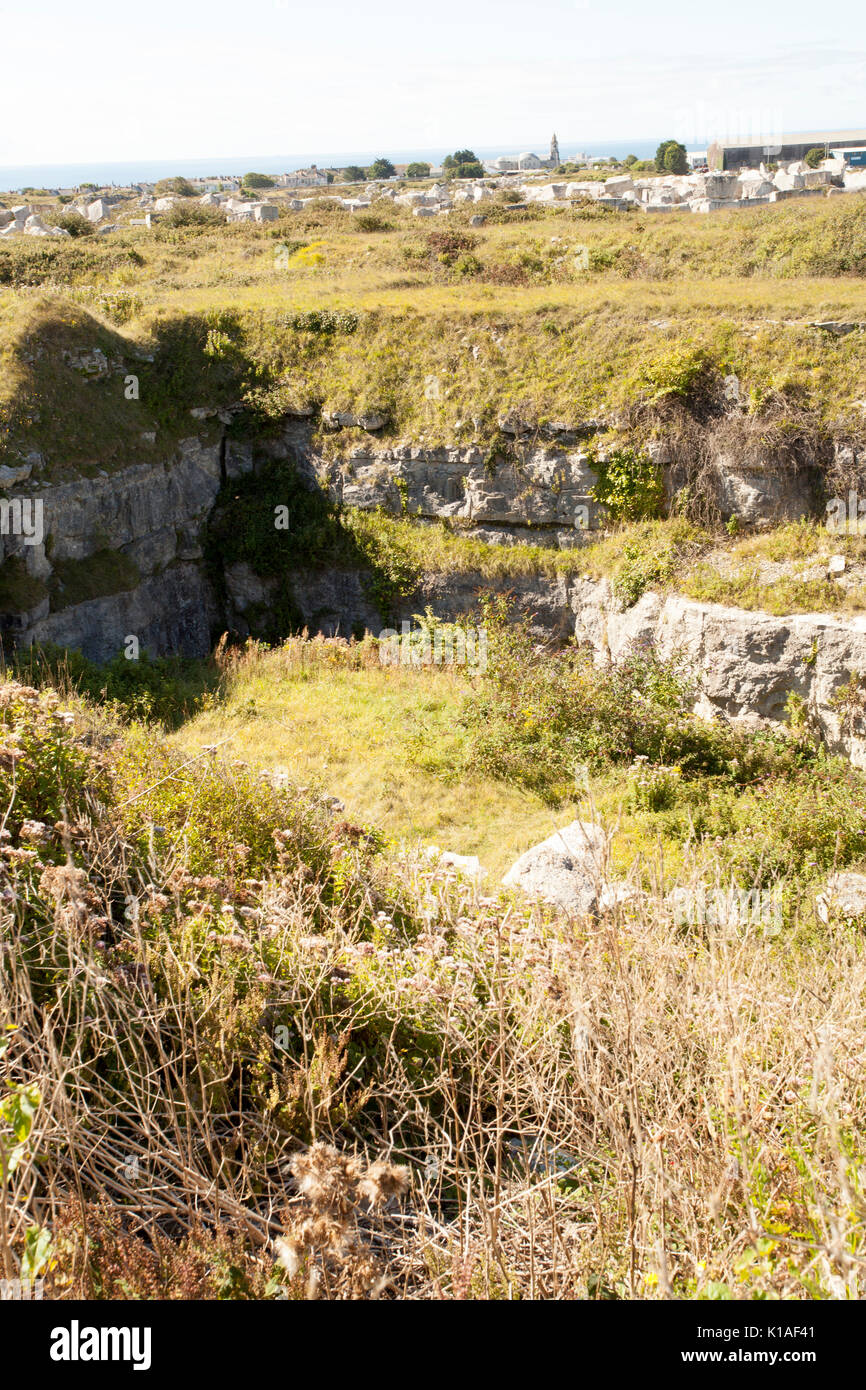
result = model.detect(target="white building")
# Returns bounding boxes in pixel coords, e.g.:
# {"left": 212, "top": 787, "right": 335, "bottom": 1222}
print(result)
{"left": 487, "top": 135, "right": 561, "bottom": 174}
{"left": 277, "top": 166, "right": 329, "bottom": 188}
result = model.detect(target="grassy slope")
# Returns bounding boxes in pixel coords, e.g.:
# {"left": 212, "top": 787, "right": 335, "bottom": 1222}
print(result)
{"left": 1, "top": 194, "right": 866, "bottom": 478}
{"left": 170, "top": 645, "right": 570, "bottom": 878}
{"left": 169, "top": 637, "right": 866, "bottom": 897}
{"left": 341, "top": 510, "right": 866, "bottom": 615}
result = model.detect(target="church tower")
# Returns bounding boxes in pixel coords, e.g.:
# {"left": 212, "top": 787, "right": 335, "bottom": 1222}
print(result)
{"left": 550, "top": 133, "right": 561, "bottom": 168}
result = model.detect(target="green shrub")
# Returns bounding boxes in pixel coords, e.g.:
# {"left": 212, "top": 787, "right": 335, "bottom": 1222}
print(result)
{"left": 12, "top": 645, "right": 217, "bottom": 728}
{"left": 352, "top": 214, "right": 394, "bottom": 233}
{"left": 453, "top": 252, "right": 483, "bottom": 277}
{"left": 54, "top": 212, "right": 94, "bottom": 238}
{"left": 637, "top": 346, "right": 712, "bottom": 406}
{"left": 457, "top": 597, "right": 787, "bottom": 802}
{"left": 155, "top": 177, "right": 196, "bottom": 197}
{"left": 281, "top": 308, "right": 358, "bottom": 334}
{"left": 161, "top": 204, "right": 224, "bottom": 229}
{"left": 590, "top": 447, "right": 662, "bottom": 524}
{"left": 0, "top": 682, "right": 98, "bottom": 828}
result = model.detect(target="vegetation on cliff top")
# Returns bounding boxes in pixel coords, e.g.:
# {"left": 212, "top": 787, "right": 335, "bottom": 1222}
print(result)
{"left": 1, "top": 193, "right": 866, "bottom": 476}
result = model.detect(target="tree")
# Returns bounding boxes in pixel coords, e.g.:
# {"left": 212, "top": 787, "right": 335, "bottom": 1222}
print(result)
{"left": 406, "top": 161, "right": 431, "bottom": 179}
{"left": 342, "top": 165, "right": 366, "bottom": 182}
{"left": 243, "top": 172, "right": 275, "bottom": 189}
{"left": 367, "top": 158, "right": 396, "bottom": 180}
{"left": 655, "top": 140, "right": 688, "bottom": 175}
{"left": 804, "top": 146, "right": 825, "bottom": 169}
{"left": 457, "top": 161, "right": 485, "bottom": 179}
{"left": 624, "top": 154, "right": 638, "bottom": 167}
{"left": 443, "top": 150, "right": 484, "bottom": 179}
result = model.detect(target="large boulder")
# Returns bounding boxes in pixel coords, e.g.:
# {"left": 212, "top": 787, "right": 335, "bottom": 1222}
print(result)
{"left": 774, "top": 169, "right": 805, "bottom": 192}
{"left": 739, "top": 178, "right": 775, "bottom": 199}
{"left": 604, "top": 175, "right": 635, "bottom": 195}
{"left": 816, "top": 873, "right": 866, "bottom": 922}
{"left": 502, "top": 821, "right": 607, "bottom": 915}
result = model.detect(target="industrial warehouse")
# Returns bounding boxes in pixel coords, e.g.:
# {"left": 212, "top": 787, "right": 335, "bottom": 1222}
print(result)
{"left": 709, "top": 127, "right": 866, "bottom": 169}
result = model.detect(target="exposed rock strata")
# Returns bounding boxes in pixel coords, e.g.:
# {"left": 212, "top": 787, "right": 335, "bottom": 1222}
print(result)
{"left": 1, "top": 421, "right": 865, "bottom": 767}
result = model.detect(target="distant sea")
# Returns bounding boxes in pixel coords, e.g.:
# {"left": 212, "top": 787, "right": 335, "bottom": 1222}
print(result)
{"left": 0, "top": 140, "right": 665, "bottom": 193}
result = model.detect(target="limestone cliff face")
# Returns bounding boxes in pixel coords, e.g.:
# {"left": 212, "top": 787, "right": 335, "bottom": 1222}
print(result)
{"left": 1, "top": 418, "right": 865, "bottom": 767}
{"left": 392, "top": 570, "right": 866, "bottom": 768}
{"left": 329, "top": 440, "right": 603, "bottom": 546}
{"left": 1, "top": 436, "right": 225, "bottom": 662}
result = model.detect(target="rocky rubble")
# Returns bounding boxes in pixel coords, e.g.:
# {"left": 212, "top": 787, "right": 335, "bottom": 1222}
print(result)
{"left": 511, "top": 158, "right": 848, "bottom": 215}
{"left": 0, "top": 206, "right": 71, "bottom": 238}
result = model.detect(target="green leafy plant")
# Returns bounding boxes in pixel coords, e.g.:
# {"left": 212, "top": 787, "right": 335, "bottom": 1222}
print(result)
{"left": 590, "top": 447, "right": 662, "bottom": 524}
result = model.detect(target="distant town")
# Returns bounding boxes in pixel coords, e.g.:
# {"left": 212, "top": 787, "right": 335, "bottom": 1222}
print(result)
{"left": 3, "top": 127, "right": 866, "bottom": 239}
{"left": 3, "top": 126, "right": 866, "bottom": 199}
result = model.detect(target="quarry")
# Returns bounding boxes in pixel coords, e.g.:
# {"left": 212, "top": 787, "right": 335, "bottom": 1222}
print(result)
{"left": 2, "top": 147, "right": 866, "bottom": 1308}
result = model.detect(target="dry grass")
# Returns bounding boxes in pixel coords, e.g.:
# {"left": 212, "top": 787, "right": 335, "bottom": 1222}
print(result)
{"left": 0, "top": 668, "right": 864, "bottom": 1300}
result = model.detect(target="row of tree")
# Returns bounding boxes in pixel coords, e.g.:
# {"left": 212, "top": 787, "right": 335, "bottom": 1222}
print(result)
{"left": 341, "top": 150, "right": 483, "bottom": 183}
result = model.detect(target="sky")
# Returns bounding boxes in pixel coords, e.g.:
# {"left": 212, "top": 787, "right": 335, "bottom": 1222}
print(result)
{"left": 2, "top": 0, "right": 865, "bottom": 169}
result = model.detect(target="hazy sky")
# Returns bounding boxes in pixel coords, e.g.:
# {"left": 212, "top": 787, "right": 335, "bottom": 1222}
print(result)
{"left": 3, "top": 0, "right": 865, "bottom": 164}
